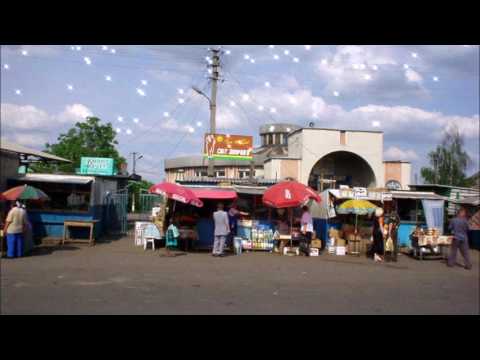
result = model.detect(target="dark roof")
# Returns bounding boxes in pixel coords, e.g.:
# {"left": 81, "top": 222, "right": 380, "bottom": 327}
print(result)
{"left": 409, "top": 184, "right": 479, "bottom": 192}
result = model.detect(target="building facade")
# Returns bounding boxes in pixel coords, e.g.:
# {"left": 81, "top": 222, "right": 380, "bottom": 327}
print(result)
{"left": 165, "top": 123, "right": 412, "bottom": 190}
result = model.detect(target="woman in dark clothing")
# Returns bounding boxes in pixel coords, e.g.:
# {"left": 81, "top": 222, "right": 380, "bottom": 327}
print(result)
{"left": 372, "top": 207, "right": 385, "bottom": 262}
{"left": 385, "top": 211, "right": 400, "bottom": 262}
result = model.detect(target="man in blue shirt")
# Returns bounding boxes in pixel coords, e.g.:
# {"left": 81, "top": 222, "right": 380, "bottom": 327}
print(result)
{"left": 447, "top": 208, "right": 472, "bottom": 270}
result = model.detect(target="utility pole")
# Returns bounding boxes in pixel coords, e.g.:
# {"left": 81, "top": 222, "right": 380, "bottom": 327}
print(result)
{"left": 132, "top": 152, "right": 138, "bottom": 175}
{"left": 207, "top": 48, "right": 220, "bottom": 177}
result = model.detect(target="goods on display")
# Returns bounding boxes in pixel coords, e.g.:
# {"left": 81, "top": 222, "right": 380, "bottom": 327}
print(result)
{"left": 283, "top": 246, "right": 300, "bottom": 256}
{"left": 336, "top": 246, "right": 346, "bottom": 256}
{"left": 309, "top": 248, "right": 320, "bottom": 257}
{"left": 238, "top": 220, "right": 274, "bottom": 251}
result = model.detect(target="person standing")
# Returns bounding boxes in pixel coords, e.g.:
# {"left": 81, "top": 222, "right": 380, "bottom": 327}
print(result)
{"left": 300, "top": 205, "right": 314, "bottom": 256}
{"left": 227, "top": 202, "right": 249, "bottom": 248}
{"left": 372, "top": 207, "right": 385, "bottom": 262}
{"left": 447, "top": 208, "right": 472, "bottom": 270}
{"left": 3, "top": 201, "right": 28, "bottom": 259}
{"left": 212, "top": 203, "right": 230, "bottom": 257}
{"left": 385, "top": 209, "right": 400, "bottom": 262}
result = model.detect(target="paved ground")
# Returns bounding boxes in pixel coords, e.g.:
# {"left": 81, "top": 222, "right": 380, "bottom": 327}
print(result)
{"left": 1, "top": 235, "right": 479, "bottom": 315}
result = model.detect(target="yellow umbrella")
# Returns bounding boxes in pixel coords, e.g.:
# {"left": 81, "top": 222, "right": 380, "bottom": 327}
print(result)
{"left": 337, "top": 199, "right": 379, "bottom": 250}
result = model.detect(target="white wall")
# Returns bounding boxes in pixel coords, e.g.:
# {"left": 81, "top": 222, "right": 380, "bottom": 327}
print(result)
{"left": 296, "top": 129, "right": 384, "bottom": 187}
{"left": 401, "top": 162, "right": 412, "bottom": 190}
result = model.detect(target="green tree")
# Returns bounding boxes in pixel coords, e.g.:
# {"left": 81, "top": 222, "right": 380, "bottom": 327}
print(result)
{"left": 33, "top": 117, "right": 126, "bottom": 174}
{"left": 421, "top": 125, "right": 471, "bottom": 186}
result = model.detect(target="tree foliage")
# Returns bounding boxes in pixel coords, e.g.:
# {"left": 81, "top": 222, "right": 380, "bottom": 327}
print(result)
{"left": 33, "top": 117, "right": 126, "bottom": 174}
{"left": 421, "top": 125, "right": 471, "bottom": 186}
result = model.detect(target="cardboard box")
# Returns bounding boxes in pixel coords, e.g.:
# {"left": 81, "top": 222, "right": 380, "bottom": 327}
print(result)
{"left": 336, "top": 246, "right": 346, "bottom": 256}
{"left": 283, "top": 247, "right": 299, "bottom": 256}
{"left": 309, "top": 248, "right": 319, "bottom": 256}
{"left": 311, "top": 239, "right": 322, "bottom": 248}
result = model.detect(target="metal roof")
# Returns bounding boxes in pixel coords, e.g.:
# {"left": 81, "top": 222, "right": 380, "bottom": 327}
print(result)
{"left": 16, "top": 173, "right": 95, "bottom": 185}
{"left": 0, "top": 139, "right": 72, "bottom": 163}
{"left": 449, "top": 196, "right": 480, "bottom": 206}
{"left": 390, "top": 190, "right": 447, "bottom": 200}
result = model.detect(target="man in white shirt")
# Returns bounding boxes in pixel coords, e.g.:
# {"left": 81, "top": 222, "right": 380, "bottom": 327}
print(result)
{"left": 212, "top": 203, "right": 230, "bottom": 257}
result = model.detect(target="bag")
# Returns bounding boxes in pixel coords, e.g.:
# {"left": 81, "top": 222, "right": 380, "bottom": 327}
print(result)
{"left": 385, "top": 237, "right": 394, "bottom": 252}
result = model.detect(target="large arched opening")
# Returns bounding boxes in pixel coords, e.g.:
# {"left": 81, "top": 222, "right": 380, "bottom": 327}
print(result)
{"left": 308, "top": 151, "right": 377, "bottom": 191}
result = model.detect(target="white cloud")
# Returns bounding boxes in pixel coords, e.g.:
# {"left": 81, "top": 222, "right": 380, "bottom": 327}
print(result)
{"left": 1, "top": 103, "right": 94, "bottom": 149}
{"left": 2, "top": 103, "right": 93, "bottom": 131}
{"left": 384, "top": 146, "right": 419, "bottom": 161}
{"left": 405, "top": 68, "right": 423, "bottom": 83}
{"left": 57, "top": 104, "right": 93, "bottom": 123}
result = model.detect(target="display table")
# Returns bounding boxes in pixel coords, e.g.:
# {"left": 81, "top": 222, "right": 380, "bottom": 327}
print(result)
{"left": 411, "top": 234, "right": 452, "bottom": 260}
{"left": 63, "top": 220, "right": 99, "bottom": 246}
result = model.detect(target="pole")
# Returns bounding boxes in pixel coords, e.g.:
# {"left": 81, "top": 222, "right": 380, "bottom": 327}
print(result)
{"left": 208, "top": 49, "right": 220, "bottom": 177}
{"left": 132, "top": 152, "right": 137, "bottom": 175}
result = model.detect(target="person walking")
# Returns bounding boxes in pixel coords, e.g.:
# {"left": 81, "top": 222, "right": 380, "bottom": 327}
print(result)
{"left": 385, "top": 208, "right": 400, "bottom": 262}
{"left": 300, "top": 205, "right": 314, "bottom": 256}
{"left": 447, "top": 208, "right": 472, "bottom": 270}
{"left": 3, "top": 201, "right": 28, "bottom": 259}
{"left": 372, "top": 207, "right": 385, "bottom": 262}
{"left": 212, "top": 203, "right": 230, "bottom": 257}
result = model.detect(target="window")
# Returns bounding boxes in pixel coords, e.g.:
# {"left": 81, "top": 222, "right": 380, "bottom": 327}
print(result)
{"left": 195, "top": 170, "right": 208, "bottom": 177}
{"left": 216, "top": 170, "right": 226, "bottom": 178}
{"left": 275, "top": 133, "right": 281, "bottom": 145}
{"left": 239, "top": 170, "right": 250, "bottom": 179}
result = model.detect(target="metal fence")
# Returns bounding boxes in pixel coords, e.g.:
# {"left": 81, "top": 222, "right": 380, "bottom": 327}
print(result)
{"left": 138, "top": 193, "right": 164, "bottom": 214}
{"left": 105, "top": 189, "right": 129, "bottom": 235}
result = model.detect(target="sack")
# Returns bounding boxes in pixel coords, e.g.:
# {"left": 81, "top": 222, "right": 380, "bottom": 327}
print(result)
{"left": 385, "top": 237, "right": 394, "bottom": 252}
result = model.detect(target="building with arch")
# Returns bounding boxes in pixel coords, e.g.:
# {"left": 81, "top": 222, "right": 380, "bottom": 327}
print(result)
{"left": 165, "top": 124, "right": 411, "bottom": 190}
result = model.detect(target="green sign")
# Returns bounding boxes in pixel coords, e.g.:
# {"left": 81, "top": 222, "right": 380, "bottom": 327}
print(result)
{"left": 79, "top": 157, "right": 116, "bottom": 176}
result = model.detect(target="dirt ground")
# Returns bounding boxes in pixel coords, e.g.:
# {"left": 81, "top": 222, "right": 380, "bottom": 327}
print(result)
{"left": 1, "top": 235, "right": 479, "bottom": 315}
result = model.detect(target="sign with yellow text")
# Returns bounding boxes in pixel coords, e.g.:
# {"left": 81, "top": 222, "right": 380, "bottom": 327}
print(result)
{"left": 204, "top": 134, "right": 253, "bottom": 161}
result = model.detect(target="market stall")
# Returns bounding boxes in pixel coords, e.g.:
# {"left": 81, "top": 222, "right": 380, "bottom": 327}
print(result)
{"left": 390, "top": 190, "right": 446, "bottom": 250}
{"left": 310, "top": 187, "right": 390, "bottom": 256}
{"left": 6, "top": 173, "right": 121, "bottom": 242}
{"left": 262, "top": 180, "right": 321, "bottom": 256}
{"left": 147, "top": 182, "right": 203, "bottom": 252}
{"left": 190, "top": 188, "right": 237, "bottom": 250}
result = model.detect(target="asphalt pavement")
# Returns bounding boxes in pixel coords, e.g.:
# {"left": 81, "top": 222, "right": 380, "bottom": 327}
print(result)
{"left": 1, "top": 235, "right": 479, "bottom": 315}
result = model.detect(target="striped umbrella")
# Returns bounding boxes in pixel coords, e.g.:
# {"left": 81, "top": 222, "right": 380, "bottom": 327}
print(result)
{"left": 2, "top": 184, "right": 50, "bottom": 201}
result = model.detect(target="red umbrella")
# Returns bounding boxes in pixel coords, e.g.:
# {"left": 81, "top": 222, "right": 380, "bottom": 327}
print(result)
{"left": 149, "top": 182, "right": 203, "bottom": 208}
{"left": 262, "top": 180, "right": 320, "bottom": 208}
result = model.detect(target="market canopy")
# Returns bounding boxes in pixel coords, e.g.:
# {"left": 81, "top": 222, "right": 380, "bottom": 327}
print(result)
{"left": 149, "top": 182, "right": 203, "bottom": 208}
{"left": 190, "top": 189, "right": 237, "bottom": 200}
{"left": 262, "top": 180, "right": 321, "bottom": 208}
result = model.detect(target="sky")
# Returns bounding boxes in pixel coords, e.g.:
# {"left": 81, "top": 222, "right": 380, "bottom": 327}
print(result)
{"left": 1, "top": 44, "right": 479, "bottom": 183}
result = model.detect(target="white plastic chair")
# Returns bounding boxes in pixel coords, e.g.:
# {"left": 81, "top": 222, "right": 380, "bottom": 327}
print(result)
{"left": 143, "top": 224, "right": 160, "bottom": 251}
{"left": 144, "top": 235, "right": 156, "bottom": 251}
